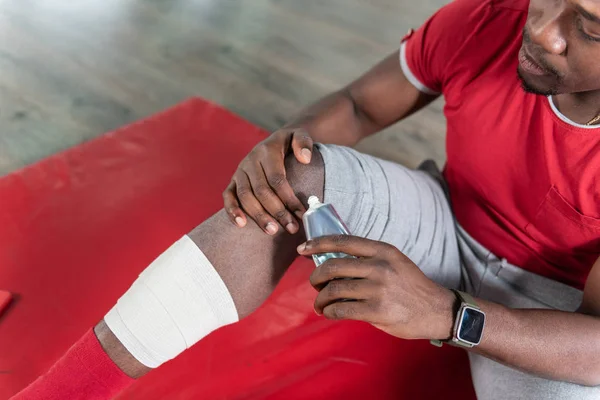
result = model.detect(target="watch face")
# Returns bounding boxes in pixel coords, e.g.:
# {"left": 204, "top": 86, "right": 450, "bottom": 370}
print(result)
{"left": 457, "top": 307, "right": 485, "bottom": 345}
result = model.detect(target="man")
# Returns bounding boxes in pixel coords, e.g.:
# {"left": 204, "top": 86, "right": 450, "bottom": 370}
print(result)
{"left": 14, "top": 0, "right": 600, "bottom": 398}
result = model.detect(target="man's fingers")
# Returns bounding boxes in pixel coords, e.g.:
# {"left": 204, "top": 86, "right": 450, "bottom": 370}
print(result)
{"left": 298, "top": 235, "right": 385, "bottom": 258}
{"left": 223, "top": 180, "right": 246, "bottom": 227}
{"left": 260, "top": 160, "right": 305, "bottom": 231}
{"left": 309, "top": 257, "right": 374, "bottom": 289}
{"left": 235, "top": 172, "right": 279, "bottom": 235}
{"left": 223, "top": 130, "right": 311, "bottom": 234}
{"left": 290, "top": 129, "right": 314, "bottom": 164}
{"left": 322, "top": 301, "right": 372, "bottom": 322}
{"left": 314, "top": 278, "right": 374, "bottom": 314}
{"left": 245, "top": 162, "right": 296, "bottom": 234}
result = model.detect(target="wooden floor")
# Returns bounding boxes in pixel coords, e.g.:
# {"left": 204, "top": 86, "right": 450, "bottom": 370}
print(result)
{"left": 0, "top": 0, "right": 448, "bottom": 177}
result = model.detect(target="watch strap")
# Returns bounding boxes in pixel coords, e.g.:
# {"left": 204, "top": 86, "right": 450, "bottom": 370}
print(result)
{"left": 454, "top": 290, "right": 478, "bottom": 308}
{"left": 430, "top": 290, "right": 480, "bottom": 348}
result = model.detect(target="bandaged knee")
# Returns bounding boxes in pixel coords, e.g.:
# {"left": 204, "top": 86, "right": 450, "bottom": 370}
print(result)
{"left": 104, "top": 235, "right": 239, "bottom": 368}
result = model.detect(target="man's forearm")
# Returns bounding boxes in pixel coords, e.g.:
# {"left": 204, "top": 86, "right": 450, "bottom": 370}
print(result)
{"left": 462, "top": 298, "right": 600, "bottom": 386}
{"left": 283, "top": 89, "right": 380, "bottom": 146}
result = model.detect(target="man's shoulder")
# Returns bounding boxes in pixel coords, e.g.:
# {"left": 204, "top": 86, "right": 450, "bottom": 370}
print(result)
{"left": 490, "top": 0, "right": 529, "bottom": 12}
{"left": 404, "top": 0, "right": 527, "bottom": 94}
{"left": 434, "top": 0, "right": 527, "bottom": 93}
{"left": 435, "top": 0, "right": 527, "bottom": 33}
{"left": 431, "top": 0, "right": 526, "bottom": 53}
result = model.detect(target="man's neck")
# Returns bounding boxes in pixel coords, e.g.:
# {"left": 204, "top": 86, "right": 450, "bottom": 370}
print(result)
{"left": 553, "top": 90, "right": 600, "bottom": 125}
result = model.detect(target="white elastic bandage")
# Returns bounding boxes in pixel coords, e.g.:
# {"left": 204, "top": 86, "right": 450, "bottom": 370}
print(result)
{"left": 104, "top": 235, "right": 239, "bottom": 368}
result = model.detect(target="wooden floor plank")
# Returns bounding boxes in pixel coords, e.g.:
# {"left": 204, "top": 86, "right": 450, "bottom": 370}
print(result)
{"left": 0, "top": 0, "right": 448, "bottom": 176}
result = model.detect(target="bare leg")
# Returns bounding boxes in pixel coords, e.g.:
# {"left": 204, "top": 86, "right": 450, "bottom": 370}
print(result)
{"left": 95, "top": 149, "right": 325, "bottom": 377}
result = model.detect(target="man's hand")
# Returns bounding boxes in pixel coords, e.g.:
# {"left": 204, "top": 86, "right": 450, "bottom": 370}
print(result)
{"left": 301, "top": 238, "right": 600, "bottom": 385}
{"left": 297, "top": 235, "right": 455, "bottom": 341}
{"left": 223, "top": 128, "right": 313, "bottom": 235}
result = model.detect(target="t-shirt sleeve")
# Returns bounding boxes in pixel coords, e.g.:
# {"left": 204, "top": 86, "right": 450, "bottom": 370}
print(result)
{"left": 400, "top": 0, "right": 492, "bottom": 95}
{"left": 11, "top": 329, "right": 134, "bottom": 400}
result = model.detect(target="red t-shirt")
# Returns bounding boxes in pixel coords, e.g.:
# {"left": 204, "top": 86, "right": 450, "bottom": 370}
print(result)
{"left": 401, "top": 0, "right": 600, "bottom": 290}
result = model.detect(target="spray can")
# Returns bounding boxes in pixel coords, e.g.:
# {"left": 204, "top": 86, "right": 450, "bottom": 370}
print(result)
{"left": 302, "top": 196, "right": 354, "bottom": 267}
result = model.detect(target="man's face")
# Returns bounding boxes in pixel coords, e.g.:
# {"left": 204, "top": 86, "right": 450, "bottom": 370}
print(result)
{"left": 519, "top": 0, "right": 600, "bottom": 95}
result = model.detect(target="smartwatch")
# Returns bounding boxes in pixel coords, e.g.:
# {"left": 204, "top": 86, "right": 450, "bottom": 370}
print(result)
{"left": 430, "top": 290, "right": 486, "bottom": 348}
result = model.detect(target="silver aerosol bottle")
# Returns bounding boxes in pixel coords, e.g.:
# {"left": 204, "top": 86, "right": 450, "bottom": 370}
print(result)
{"left": 302, "top": 195, "right": 354, "bottom": 267}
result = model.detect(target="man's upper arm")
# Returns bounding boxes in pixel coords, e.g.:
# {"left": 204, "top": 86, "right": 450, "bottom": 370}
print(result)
{"left": 345, "top": 0, "right": 493, "bottom": 136}
{"left": 578, "top": 256, "right": 600, "bottom": 315}
{"left": 345, "top": 50, "right": 438, "bottom": 134}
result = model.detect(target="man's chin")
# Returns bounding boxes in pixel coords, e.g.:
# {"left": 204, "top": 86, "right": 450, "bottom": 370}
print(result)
{"left": 517, "top": 68, "right": 559, "bottom": 96}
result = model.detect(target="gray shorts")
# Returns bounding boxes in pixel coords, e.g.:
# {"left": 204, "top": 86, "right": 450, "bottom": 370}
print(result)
{"left": 317, "top": 144, "right": 596, "bottom": 400}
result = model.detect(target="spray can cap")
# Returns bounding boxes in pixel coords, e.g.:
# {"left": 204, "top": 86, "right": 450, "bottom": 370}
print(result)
{"left": 307, "top": 195, "right": 323, "bottom": 210}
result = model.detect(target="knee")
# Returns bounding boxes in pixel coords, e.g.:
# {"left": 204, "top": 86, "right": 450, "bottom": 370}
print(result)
{"left": 284, "top": 145, "right": 325, "bottom": 207}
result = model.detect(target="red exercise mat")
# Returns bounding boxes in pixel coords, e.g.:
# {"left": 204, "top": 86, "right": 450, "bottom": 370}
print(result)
{"left": 0, "top": 98, "right": 476, "bottom": 399}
